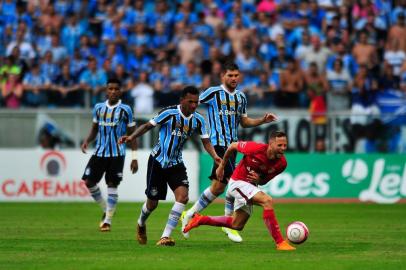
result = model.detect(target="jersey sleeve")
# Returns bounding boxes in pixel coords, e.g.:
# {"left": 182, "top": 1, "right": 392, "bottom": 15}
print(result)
{"left": 240, "top": 92, "right": 248, "bottom": 117}
{"left": 196, "top": 116, "right": 209, "bottom": 139}
{"left": 199, "top": 87, "right": 217, "bottom": 104}
{"left": 237, "top": 141, "right": 264, "bottom": 155}
{"left": 125, "top": 106, "right": 136, "bottom": 127}
{"left": 149, "top": 109, "right": 172, "bottom": 126}
{"left": 92, "top": 105, "right": 98, "bottom": 123}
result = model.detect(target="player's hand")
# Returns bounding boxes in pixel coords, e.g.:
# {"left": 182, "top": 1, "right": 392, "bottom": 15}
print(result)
{"left": 216, "top": 165, "right": 224, "bottom": 181}
{"left": 118, "top": 136, "right": 131, "bottom": 144}
{"left": 81, "top": 142, "right": 88, "bottom": 154}
{"left": 131, "top": 160, "right": 138, "bottom": 174}
{"left": 214, "top": 156, "right": 222, "bottom": 166}
{"left": 247, "top": 170, "right": 261, "bottom": 184}
{"left": 263, "top": 113, "right": 278, "bottom": 123}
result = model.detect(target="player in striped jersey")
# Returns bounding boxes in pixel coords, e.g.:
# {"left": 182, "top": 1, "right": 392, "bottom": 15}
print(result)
{"left": 81, "top": 78, "right": 138, "bottom": 232}
{"left": 119, "top": 86, "right": 221, "bottom": 246}
{"left": 182, "top": 61, "right": 278, "bottom": 242}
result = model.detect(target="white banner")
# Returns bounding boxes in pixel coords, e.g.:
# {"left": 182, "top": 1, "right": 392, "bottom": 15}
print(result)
{"left": 0, "top": 149, "right": 199, "bottom": 202}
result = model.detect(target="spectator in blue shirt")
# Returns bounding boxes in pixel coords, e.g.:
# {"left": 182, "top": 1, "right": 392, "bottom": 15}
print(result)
{"left": 126, "top": 46, "right": 152, "bottom": 76}
{"left": 79, "top": 56, "right": 107, "bottom": 106}
{"left": 61, "top": 13, "right": 87, "bottom": 55}
{"left": 40, "top": 51, "right": 60, "bottom": 83}
{"left": 22, "top": 63, "right": 51, "bottom": 107}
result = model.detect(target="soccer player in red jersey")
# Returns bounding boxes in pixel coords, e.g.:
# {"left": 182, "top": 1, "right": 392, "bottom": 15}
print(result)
{"left": 183, "top": 131, "right": 295, "bottom": 250}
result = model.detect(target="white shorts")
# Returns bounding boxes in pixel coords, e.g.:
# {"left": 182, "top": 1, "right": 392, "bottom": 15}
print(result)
{"left": 226, "top": 179, "right": 261, "bottom": 215}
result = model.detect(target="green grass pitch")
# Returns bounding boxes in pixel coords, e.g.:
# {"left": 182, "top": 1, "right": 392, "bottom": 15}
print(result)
{"left": 1, "top": 202, "right": 405, "bottom": 270}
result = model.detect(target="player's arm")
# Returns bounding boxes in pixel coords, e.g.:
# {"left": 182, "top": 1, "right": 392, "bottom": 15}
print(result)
{"left": 81, "top": 123, "right": 98, "bottom": 153}
{"left": 119, "top": 122, "right": 154, "bottom": 144}
{"left": 246, "top": 170, "right": 265, "bottom": 185}
{"left": 240, "top": 113, "right": 278, "bottom": 128}
{"left": 215, "top": 142, "right": 239, "bottom": 181}
{"left": 201, "top": 138, "right": 222, "bottom": 166}
{"left": 127, "top": 125, "right": 139, "bottom": 174}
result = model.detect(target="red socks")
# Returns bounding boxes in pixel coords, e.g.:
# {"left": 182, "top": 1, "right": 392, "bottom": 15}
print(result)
{"left": 263, "top": 209, "right": 284, "bottom": 244}
{"left": 200, "top": 216, "right": 233, "bottom": 227}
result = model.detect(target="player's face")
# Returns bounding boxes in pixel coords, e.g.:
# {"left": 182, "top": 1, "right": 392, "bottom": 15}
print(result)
{"left": 180, "top": 93, "right": 199, "bottom": 116}
{"left": 106, "top": 82, "right": 121, "bottom": 104}
{"left": 222, "top": 69, "right": 240, "bottom": 91}
{"left": 267, "top": 136, "right": 287, "bottom": 159}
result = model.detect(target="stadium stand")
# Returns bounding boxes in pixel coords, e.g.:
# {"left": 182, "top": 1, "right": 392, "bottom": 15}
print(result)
{"left": 0, "top": 0, "right": 405, "bottom": 153}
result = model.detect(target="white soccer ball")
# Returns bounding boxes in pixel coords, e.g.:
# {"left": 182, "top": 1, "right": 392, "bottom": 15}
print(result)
{"left": 286, "top": 221, "right": 309, "bottom": 244}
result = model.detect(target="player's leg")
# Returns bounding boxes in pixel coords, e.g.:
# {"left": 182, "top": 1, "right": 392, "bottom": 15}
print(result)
{"left": 158, "top": 164, "right": 189, "bottom": 246}
{"left": 100, "top": 156, "right": 125, "bottom": 231}
{"left": 184, "top": 171, "right": 226, "bottom": 215}
{"left": 182, "top": 179, "right": 225, "bottom": 238}
{"left": 136, "top": 198, "right": 158, "bottom": 244}
{"left": 183, "top": 182, "right": 252, "bottom": 234}
{"left": 184, "top": 208, "right": 249, "bottom": 232}
{"left": 81, "top": 156, "right": 106, "bottom": 227}
{"left": 252, "top": 192, "right": 295, "bottom": 251}
{"left": 217, "top": 150, "right": 242, "bottom": 242}
{"left": 137, "top": 155, "right": 164, "bottom": 244}
{"left": 162, "top": 185, "right": 188, "bottom": 239}
{"left": 218, "top": 179, "right": 259, "bottom": 241}
{"left": 182, "top": 146, "right": 232, "bottom": 238}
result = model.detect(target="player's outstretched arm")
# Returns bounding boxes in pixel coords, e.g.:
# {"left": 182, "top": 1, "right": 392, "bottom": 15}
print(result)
{"left": 118, "top": 122, "right": 154, "bottom": 144}
{"left": 81, "top": 123, "right": 98, "bottom": 153}
{"left": 240, "top": 113, "right": 278, "bottom": 128}
{"left": 216, "top": 142, "right": 238, "bottom": 180}
{"left": 201, "top": 138, "right": 222, "bottom": 166}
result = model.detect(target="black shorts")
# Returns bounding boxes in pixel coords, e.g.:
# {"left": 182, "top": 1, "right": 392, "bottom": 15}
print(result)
{"left": 82, "top": 155, "right": 125, "bottom": 186}
{"left": 145, "top": 155, "right": 189, "bottom": 200}
{"left": 209, "top": 145, "right": 236, "bottom": 184}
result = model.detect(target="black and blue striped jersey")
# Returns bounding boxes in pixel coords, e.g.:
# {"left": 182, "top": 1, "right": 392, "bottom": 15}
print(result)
{"left": 92, "top": 100, "right": 135, "bottom": 157}
{"left": 150, "top": 105, "right": 209, "bottom": 168}
{"left": 199, "top": 84, "right": 248, "bottom": 146}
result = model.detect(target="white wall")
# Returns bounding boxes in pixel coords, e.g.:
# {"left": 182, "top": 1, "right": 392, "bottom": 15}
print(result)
{"left": 0, "top": 149, "right": 199, "bottom": 202}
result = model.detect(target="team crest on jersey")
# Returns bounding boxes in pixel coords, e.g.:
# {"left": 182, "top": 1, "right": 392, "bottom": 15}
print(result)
{"left": 268, "top": 168, "right": 275, "bottom": 174}
{"left": 183, "top": 125, "right": 190, "bottom": 133}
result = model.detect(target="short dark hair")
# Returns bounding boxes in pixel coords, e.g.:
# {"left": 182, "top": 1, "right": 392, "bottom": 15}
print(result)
{"left": 222, "top": 61, "right": 239, "bottom": 72}
{"left": 181, "top": 85, "right": 199, "bottom": 97}
{"left": 270, "top": 130, "right": 287, "bottom": 140}
{"left": 107, "top": 77, "right": 121, "bottom": 87}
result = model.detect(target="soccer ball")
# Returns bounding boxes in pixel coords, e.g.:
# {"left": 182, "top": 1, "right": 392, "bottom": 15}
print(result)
{"left": 286, "top": 221, "right": 309, "bottom": 244}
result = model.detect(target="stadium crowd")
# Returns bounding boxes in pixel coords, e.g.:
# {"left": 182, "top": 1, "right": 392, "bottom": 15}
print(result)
{"left": 0, "top": 0, "right": 405, "bottom": 152}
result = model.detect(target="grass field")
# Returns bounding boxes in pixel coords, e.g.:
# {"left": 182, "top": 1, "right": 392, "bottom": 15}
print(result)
{"left": 1, "top": 202, "right": 405, "bottom": 270}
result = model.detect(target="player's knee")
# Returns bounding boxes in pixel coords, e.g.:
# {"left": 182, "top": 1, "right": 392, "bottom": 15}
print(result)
{"left": 84, "top": 180, "right": 96, "bottom": 188}
{"left": 106, "top": 182, "right": 118, "bottom": 188}
{"left": 176, "top": 195, "right": 189, "bottom": 204}
{"left": 211, "top": 184, "right": 225, "bottom": 196}
{"left": 147, "top": 200, "right": 158, "bottom": 211}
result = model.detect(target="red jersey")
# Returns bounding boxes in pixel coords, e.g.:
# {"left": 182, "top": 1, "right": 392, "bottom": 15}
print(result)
{"left": 231, "top": 141, "right": 287, "bottom": 185}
